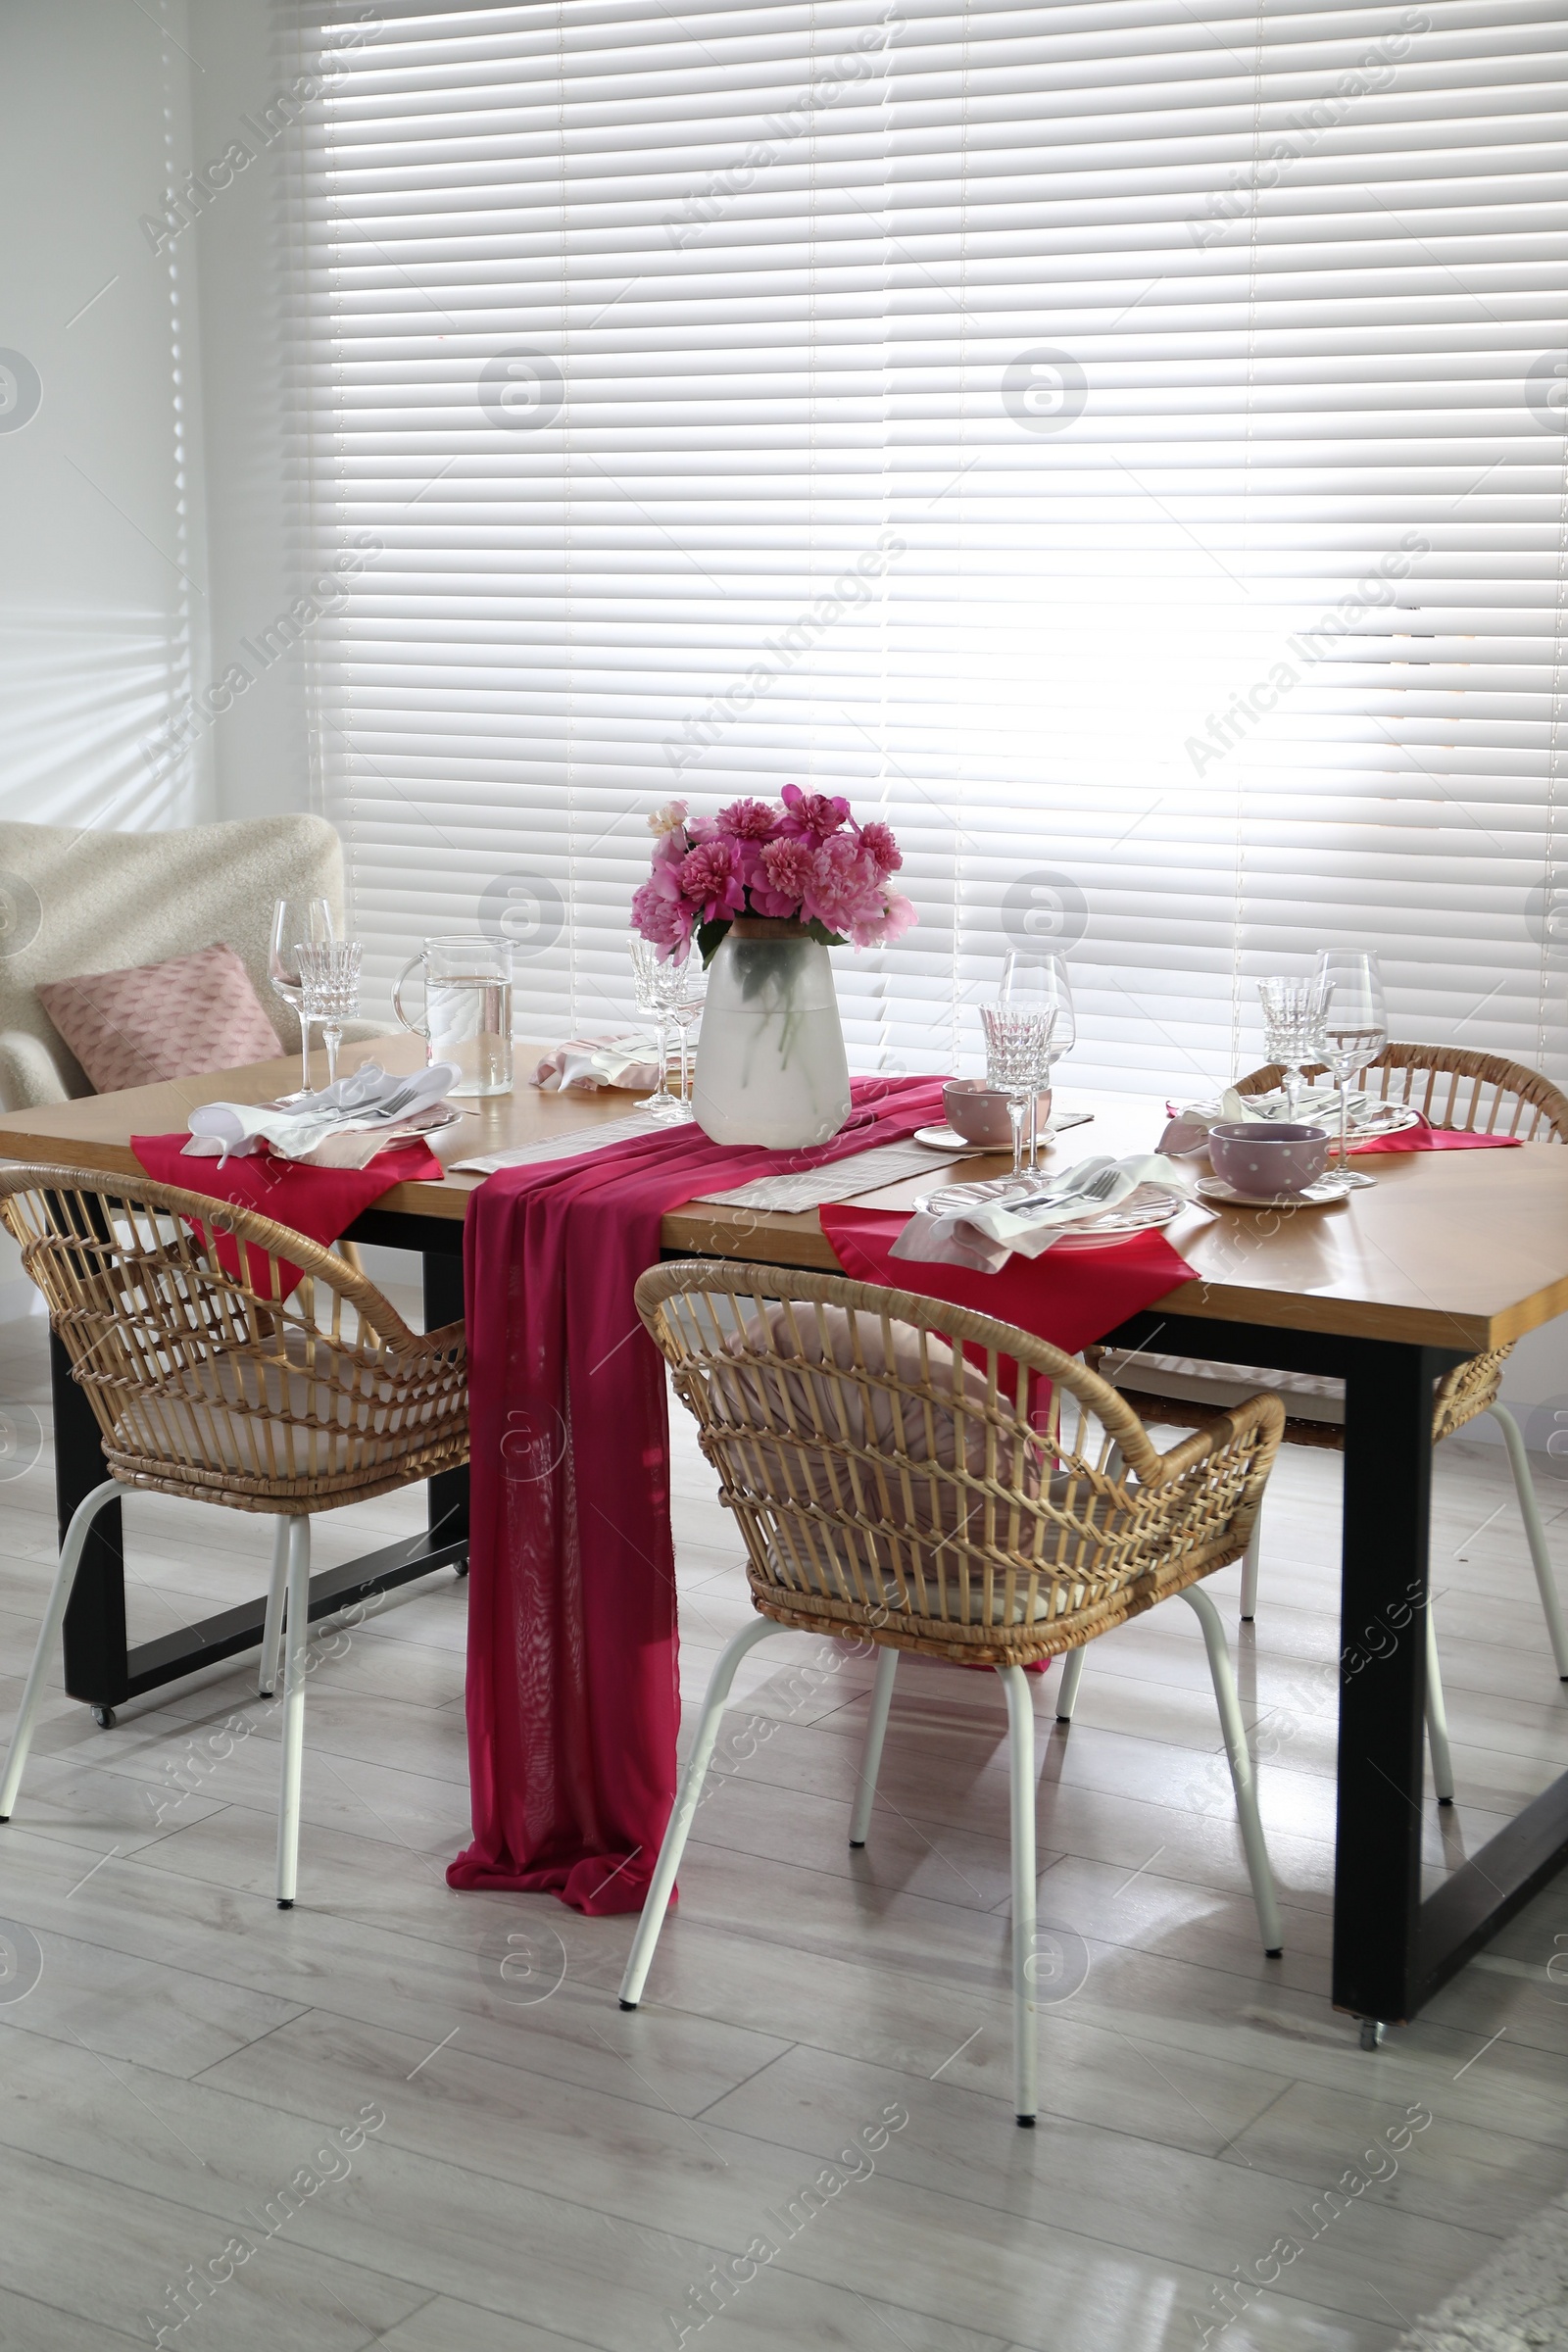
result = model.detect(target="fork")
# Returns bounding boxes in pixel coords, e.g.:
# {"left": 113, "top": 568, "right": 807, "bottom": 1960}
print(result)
{"left": 1005, "top": 1163, "right": 1123, "bottom": 1217}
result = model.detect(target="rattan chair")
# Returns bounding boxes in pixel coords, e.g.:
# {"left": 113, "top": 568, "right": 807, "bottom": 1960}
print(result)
{"left": 0, "top": 1166, "right": 467, "bottom": 1906}
{"left": 617, "top": 1262, "right": 1287, "bottom": 2126}
{"left": 1090, "top": 1045, "right": 1568, "bottom": 1800}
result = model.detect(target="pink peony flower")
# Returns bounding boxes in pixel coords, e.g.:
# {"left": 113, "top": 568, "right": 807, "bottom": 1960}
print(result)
{"left": 631, "top": 872, "right": 693, "bottom": 956}
{"left": 849, "top": 890, "right": 918, "bottom": 950}
{"left": 678, "top": 838, "right": 747, "bottom": 921}
{"left": 757, "top": 837, "right": 817, "bottom": 908}
{"left": 778, "top": 782, "right": 851, "bottom": 842}
{"left": 715, "top": 798, "right": 780, "bottom": 842}
{"left": 802, "top": 835, "right": 886, "bottom": 936}
{"left": 857, "top": 819, "right": 901, "bottom": 875}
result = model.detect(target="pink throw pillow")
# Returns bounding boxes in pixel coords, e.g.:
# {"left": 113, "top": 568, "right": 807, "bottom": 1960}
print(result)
{"left": 37, "top": 944, "right": 285, "bottom": 1094}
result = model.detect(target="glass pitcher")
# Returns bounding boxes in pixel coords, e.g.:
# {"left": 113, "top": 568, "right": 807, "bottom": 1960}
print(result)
{"left": 394, "top": 936, "right": 514, "bottom": 1098}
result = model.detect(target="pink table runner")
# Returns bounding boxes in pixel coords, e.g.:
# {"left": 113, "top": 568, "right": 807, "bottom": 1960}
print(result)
{"left": 449, "top": 1076, "right": 949, "bottom": 1915}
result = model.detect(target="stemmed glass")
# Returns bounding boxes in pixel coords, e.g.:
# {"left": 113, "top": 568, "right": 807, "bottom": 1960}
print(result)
{"left": 1258, "top": 976, "right": 1328, "bottom": 1120}
{"left": 1313, "top": 950, "right": 1387, "bottom": 1191}
{"left": 628, "top": 939, "right": 685, "bottom": 1121}
{"left": 666, "top": 954, "right": 706, "bottom": 1117}
{"left": 980, "top": 1003, "right": 1057, "bottom": 1180}
{"left": 1002, "top": 951, "right": 1075, "bottom": 1167}
{"left": 269, "top": 897, "right": 335, "bottom": 1096}
{"left": 294, "top": 940, "right": 362, "bottom": 1091}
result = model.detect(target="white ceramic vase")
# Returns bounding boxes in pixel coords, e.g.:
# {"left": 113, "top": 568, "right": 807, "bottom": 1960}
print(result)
{"left": 691, "top": 918, "right": 852, "bottom": 1148}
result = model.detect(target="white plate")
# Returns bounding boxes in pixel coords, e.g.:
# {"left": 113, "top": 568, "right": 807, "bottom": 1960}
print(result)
{"left": 1196, "top": 1171, "right": 1351, "bottom": 1209}
{"left": 912, "top": 1177, "right": 1187, "bottom": 1247}
{"left": 1200, "top": 1092, "right": 1419, "bottom": 1139}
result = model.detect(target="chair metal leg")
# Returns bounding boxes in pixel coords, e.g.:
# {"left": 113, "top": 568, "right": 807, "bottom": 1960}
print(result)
{"left": 850, "top": 1647, "right": 899, "bottom": 1846}
{"left": 275, "top": 1518, "right": 312, "bottom": 1909}
{"left": 259, "top": 1518, "right": 289, "bottom": 1697}
{"left": 1240, "top": 1504, "right": 1263, "bottom": 1622}
{"left": 1000, "top": 1664, "right": 1038, "bottom": 2126}
{"left": 1179, "top": 1583, "right": 1283, "bottom": 1954}
{"left": 1487, "top": 1402, "right": 1568, "bottom": 1680}
{"left": 1425, "top": 1600, "right": 1454, "bottom": 1805}
{"left": 619, "top": 1615, "right": 785, "bottom": 2009}
{"left": 0, "top": 1479, "right": 122, "bottom": 1823}
{"left": 1054, "top": 1644, "right": 1086, "bottom": 1723}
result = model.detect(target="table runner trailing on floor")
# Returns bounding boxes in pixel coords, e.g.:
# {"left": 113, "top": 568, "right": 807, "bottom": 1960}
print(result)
{"left": 450, "top": 1076, "right": 953, "bottom": 1913}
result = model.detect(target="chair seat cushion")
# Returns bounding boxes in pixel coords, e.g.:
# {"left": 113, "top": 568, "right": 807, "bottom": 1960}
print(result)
{"left": 37, "top": 943, "right": 283, "bottom": 1094}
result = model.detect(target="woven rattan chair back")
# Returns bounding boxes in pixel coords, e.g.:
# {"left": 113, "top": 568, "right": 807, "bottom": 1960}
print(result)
{"left": 0, "top": 1165, "right": 467, "bottom": 1511}
{"left": 1238, "top": 1042, "right": 1568, "bottom": 1144}
{"left": 636, "top": 1262, "right": 1283, "bottom": 1667}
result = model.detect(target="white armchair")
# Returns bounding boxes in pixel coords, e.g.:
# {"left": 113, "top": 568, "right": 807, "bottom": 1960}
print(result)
{"left": 0, "top": 814, "right": 381, "bottom": 1110}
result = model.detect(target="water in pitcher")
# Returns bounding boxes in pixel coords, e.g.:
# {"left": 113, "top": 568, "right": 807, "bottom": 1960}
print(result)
{"left": 426, "top": 975, "right": 514, "bottom": 1097}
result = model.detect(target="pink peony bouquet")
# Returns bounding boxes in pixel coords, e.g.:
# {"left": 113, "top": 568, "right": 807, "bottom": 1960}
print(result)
{"left": 631, "top": 787, "right": 917, "bottom": 964}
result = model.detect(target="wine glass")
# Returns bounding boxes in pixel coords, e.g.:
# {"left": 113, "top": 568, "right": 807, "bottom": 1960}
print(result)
{"left": 1313, "top": 950, "right": 1387, "bottom": 1190}
{"left": 1002, "top": 951, "right": 1075, "bottom": 1166}
{"left": 269, "top": 897, "right": 335, "bottom": 1096}
{"left": 1258, "top": 976, "right": 1328, "bottom": 1120}
{"left": 666, "top": 953, "right": 706, "bottom": 1118}
{"left": 980, "top": 1003, "right": 1056, "bottom": 1180}
{"left": 294, "top": 939, "right": 362, "bottom": 1091}
{"left": 628, "top": 939, "right": 684, "bottom": 1120}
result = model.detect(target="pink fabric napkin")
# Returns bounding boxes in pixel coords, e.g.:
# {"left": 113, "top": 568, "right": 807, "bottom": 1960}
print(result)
{"left": 821, "top": 1205, "right": 1196, "bottom": 1357}
{"left": 130, "top": 1132, "right": 444, "bottom": 1300}
{"left": 1350, "top": 1115, "right": 1523, "bottom": 1154}
{"left": 531, "top": 1034, "right": 662, "bottom": 1094}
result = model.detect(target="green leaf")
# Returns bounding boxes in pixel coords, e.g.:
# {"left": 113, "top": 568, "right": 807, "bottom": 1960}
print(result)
{"left": 696, "top": 918, "right": 730, "bottom": 968}
{"left": 803, "top": 919, "right": 847, "bottom": 949}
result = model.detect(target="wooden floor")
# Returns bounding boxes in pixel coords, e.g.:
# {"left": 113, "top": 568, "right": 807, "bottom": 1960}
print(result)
{"left": 1, "top": 1292, "right": 1567, "bottom": 2351}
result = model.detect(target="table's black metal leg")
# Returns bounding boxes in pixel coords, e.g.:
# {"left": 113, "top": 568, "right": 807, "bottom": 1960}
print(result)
{"left": 423, "top": 1248, "right": 469, "bottom": 1570}
{"left": 1332, "top": 1339, "right": 1443, "bottom": 2031}
{"left": 53, "top": 1329, "right": 128, "bottom": 1717}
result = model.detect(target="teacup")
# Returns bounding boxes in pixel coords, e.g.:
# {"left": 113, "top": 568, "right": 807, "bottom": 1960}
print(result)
{"left": 943, "top": 1077, "right": 1052, "bottom": 1149}
{"left": 1207, "top": 1121, "right": 1331, "bottom": 1199}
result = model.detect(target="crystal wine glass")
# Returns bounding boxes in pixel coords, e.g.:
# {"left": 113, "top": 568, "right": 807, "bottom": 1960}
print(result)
{"left": 1002, "top": 950, "right": 1075, "bottom": 1167}
{"left": 665, "top": 952, "right": 706, "bottom": 1118}
{"left": 980, "top": 1003, "right": 1056, "bottom": 1179}
{"left": 294, "top": 939, "right": 362, "bottom": 1091}
{"left": 628, "top": 939, "right": 684, "bottom": 1120}
{"left": 269, "top": 897, "right": 335, "bottom": 1095}
{"left": 1258, "top": 976, "right": 1328, "bottom": 1120}
{"left": 1312, "top": 950, "right": 1387, "bottom": 1190}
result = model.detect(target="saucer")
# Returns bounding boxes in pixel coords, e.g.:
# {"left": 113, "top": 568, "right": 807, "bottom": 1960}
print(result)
{"left": 1196, "top": 1171, "right": 1352, "bottom": 1210}
{"left": 912, "top": 1111, "right": 1094, "bottom": 1152}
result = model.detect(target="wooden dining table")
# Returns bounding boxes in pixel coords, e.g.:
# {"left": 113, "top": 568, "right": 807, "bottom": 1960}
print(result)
{"left": 3, "top": 1031, "right": 1568, "bottom": 2040}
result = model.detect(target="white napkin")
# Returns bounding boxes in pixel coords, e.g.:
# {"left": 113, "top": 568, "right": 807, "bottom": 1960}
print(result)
{"left": 185, "top": 1060, "right": 463, "bottom": 1165}
{"left": 891, "top": 1154, "right": 1187, "bottom": 1273}
{"left": 1159, "top": 1085, "right": 1343, "bottom": 1155}
{"left": 532, "top": 1033, "right": 667, "bottom": 1094}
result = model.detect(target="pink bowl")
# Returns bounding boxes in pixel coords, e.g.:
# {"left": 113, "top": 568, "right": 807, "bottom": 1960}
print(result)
{"left": 1208, "top": 1121, "right": 1331, "bottom": 1198}
{"left": 943, "top": 1078, "right": 1052, "bottom": 1148}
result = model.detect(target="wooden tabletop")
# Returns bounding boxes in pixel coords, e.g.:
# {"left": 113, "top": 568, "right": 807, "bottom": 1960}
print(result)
{"left": 0, "top": 1034, "right": 1565, "bottom": 1352}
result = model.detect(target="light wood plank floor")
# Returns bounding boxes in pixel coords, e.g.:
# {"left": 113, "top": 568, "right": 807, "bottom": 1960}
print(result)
{"left": 0, "top": 1293, "right": 1566, "bottom": 2351}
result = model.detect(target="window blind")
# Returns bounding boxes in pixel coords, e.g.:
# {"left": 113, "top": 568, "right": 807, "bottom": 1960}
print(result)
{"left": 293, "top": 0, "right": 1568, "bottom": 1093}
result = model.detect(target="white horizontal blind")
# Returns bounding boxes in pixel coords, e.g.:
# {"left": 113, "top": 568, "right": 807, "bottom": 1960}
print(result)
{"left": 294, "top": 0, "right": 1568, "bottom": 1092}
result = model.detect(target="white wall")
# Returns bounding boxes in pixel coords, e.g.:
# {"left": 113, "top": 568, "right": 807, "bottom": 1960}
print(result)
{"left": 187, "top": 0, "right": 316, "bottom": 827}
{"left": 0, "top": 0, "right": 214, "bottom": 835}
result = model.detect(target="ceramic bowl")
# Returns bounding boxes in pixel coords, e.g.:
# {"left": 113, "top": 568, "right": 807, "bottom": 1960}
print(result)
{"left": 943, "top": 1078, "right": 1052, "bottom": 1148}
{"left": 1207, "top": 1120, "right": 1331, "bottom": 1199}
